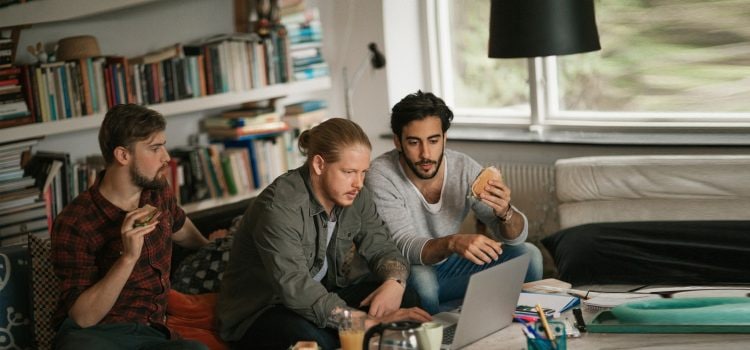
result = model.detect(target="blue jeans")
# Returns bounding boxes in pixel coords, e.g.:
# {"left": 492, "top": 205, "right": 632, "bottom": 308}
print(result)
{"left": 408, "top": 242, "right": 543, "bottom": 314}
{"left": 54, "top": 318, "right": 208, "bottom": 350}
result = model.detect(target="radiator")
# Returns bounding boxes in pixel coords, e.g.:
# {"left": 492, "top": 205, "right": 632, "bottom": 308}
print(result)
{"left": 492, "top": 162, "right": 558, "bottom": 242}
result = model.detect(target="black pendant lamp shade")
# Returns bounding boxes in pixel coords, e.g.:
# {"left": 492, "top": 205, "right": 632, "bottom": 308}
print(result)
{"left": 489, "top": 0, "right": 601, "bottom": 58}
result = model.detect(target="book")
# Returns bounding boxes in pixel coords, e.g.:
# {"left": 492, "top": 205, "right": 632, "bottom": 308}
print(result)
{"left": 516, "top": 292, "right": 580, "bottom": 319}
{"left": 284, "top": 99, "right": 327, "bottom": 114}
{"left": 203, "top": 112, "right": 281, "bottom": 129}
{"left": 129, "top": 43, "right": 183, "bottom": 65}
{"left": 205, "top": 121, "right": 289, "bottom": 139}
{"left": 0, "top": 187, "right": 40, "bottom": 211}
{"left": 283, "top": 108, "right": 326, "bottom": 129}
{"left": 0, "top": 216, "right": 48, "bottom": 238}
{"left": 0, "top": 100, "right": 29, "bottom": 119}
{"left": 0, "top": 176, "right": 35, "bottom": 194}
{"left": 0, "top": 168, "right": 24, "bottom": 181}
{"left": 0, "top": 200, "right": 45, "bottom": 226}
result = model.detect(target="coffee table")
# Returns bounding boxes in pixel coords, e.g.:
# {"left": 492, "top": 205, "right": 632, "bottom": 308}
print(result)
{"left": 464, "top": 308, "right": 750, "bottom": 350}
{"left": 464, "top": 284, "right": 750, "bottom": 350}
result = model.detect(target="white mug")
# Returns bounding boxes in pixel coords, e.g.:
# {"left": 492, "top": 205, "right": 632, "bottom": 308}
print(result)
{"left": 416, "top": 322, "right": 443, "bottom": 350}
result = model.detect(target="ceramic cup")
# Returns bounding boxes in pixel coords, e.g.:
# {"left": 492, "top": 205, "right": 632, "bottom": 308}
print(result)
{"left": 416, "top": 322, "right": 443, "bottom": 350}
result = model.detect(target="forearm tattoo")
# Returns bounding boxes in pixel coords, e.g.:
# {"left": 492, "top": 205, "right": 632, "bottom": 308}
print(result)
{"left": 375, "top": 260, "right": 408, "bottom": 281}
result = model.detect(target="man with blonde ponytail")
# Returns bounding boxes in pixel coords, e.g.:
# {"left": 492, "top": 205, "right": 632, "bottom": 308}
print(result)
{"left": 218, "top": 118, "right": 430, "bottom": 349}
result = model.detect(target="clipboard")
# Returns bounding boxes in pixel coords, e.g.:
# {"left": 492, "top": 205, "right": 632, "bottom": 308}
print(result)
{"left": 588, "top": 297, "right": 750, "bottom": 333}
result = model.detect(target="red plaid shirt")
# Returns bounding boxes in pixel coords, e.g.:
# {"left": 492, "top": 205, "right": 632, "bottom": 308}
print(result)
{"left": 51, "top": 171, "right": 185, "bottom": 334}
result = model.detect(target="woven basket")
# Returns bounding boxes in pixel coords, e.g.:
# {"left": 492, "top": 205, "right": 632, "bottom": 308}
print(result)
{"left": 56, "top": 35, "right": 101, "bottom": 61}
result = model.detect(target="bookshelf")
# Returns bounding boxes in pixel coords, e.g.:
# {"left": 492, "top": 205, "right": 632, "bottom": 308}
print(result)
{"left": 1, "top": 0, "right": 332, "bottom": 226}
{"left": 0, "top": 76, "right": 331, "bottom": 143}
{"left": 181, "top": 188, "right": 261, "bottom": 214}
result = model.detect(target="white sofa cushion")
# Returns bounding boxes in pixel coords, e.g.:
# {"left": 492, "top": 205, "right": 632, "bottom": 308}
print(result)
{"left": 555, "top": 155, "right": 750, "bottom": 229}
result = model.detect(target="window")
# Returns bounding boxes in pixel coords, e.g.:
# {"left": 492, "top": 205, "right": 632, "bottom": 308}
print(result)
{"left": 431, "top": 0, "right": 750, "bottom": 129}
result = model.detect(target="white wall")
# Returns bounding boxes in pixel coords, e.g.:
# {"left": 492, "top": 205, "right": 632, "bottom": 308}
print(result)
{"left": 317, "top": 0, "right": 392, "bottom": 156}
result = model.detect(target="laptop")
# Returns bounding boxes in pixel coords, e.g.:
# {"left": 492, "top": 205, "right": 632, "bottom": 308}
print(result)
{"left": 432, "top": 254, "right": 530, "bottom": 349}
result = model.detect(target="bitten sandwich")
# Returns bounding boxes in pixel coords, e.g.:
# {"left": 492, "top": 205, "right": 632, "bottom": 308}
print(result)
{"left": 471, "top": 166, "right": 503, "bottom": 198}
{"left": 134, "top": 204, "right": 160, "bottom": 227}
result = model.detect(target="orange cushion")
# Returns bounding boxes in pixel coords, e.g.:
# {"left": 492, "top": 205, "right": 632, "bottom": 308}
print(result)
{"left": 166, "top": 290, "right": 228, "bottom": 350}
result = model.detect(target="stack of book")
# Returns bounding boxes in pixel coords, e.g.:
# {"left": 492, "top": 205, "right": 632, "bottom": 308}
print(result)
{"left": 202, "top": 105, "right": 287, "bottom": 140}
{"left": 282, "top": 99, "right": 327, "bottom": 168}
{"left": 282, "top": 6, "right": 328, "bottom": 81}
{"left": 23, "top": 150, "right": 73, "bottom": 222}
{"left": 515, "top": 292, "right": 580, "bottom": 322}
{"left": 1, "top": 64, "right": 32, "bottom": 129}
{"left": 0, "top": 138, "right": 44, "bottom": 246}
{"left": 203, "top": 103, "right": 291, "bottom": 189}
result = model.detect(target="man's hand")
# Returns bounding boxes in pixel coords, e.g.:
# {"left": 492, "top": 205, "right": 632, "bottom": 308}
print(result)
{"left": 360, "top": 279, "right": 405, "bottom": 317}
{"left": 364, "top": 307, "right": 432, "bottom": 329}
{"left": 121, "top": 207, "right": 160, "bottom": 262}
{"left": 448, "top": 234, "right": 502, "bottom": 265}
{"left": 478, "top": 179, "right": 512, "bottom": 218}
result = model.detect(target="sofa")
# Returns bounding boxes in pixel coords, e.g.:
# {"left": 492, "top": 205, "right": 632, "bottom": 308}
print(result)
{"left": 0, "top": 200, "right": 252, "bottom": 350}
{"left": 542, "top": 155, "right": 750, "bottom": 286}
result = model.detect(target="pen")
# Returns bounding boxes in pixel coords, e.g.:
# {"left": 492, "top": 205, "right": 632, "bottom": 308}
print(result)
{"left": 535, "top": 304, "right": 557, "bottom": 350}
{"left": 572, "top": 307, "right": 587, "bottom": 332}
{"left": 514, "top": 317, "right": 545, "bottom": 340}
{"left": 514, "top": 314, "right": 538, "bottom": 323}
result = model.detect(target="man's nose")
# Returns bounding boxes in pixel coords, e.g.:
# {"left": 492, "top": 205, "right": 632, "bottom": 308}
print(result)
{"left": 420, "top": 144, "right": 431, "bottom": 159}
{"left": 161, "top": 148, "right": 171, "bottom": 163}
{"left": 353, "top": 173, "right": 365, "bottom": 189}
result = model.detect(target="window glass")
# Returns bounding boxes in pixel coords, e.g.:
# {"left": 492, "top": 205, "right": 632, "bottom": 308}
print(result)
{"left": 436, "top": 0, "right": 750, "bottom": 123}
{"left": 558, "top": 0, "right": 750, "bottom": 113}
{"left": 444, "top": 0, "right": 528, "bottom": 112}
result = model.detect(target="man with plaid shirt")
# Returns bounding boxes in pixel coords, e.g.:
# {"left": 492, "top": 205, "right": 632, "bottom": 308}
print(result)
{"left": 51, "top": 104, "right": 209, "bottom": 349}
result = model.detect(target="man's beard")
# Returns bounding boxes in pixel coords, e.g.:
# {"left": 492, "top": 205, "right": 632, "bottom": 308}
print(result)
{"left": 130, "top": 163, "right": 167, "bottom": 190}
{"left": 400, "top": 147, "right": 444, "bottom": 180}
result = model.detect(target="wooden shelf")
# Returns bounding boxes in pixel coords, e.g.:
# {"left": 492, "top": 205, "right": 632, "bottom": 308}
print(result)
{"left": 0, "top": 0, "right": 162, "bottom": 28}
{"left": 0, "top": 76, "right": 331, "bottom": 143}
{"left": 182, "top": 188, "right": 262, "bottom": 214}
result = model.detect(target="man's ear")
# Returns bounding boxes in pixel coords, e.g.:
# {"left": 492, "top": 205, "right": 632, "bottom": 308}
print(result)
{"left": 311, "top": 154, "right": 325, "bottom": 175}
{"left": 113, "top": 146, "right": 131, "bottom": 166}
{"left": 393, "top": 134, "right": 402, "bottom": 152}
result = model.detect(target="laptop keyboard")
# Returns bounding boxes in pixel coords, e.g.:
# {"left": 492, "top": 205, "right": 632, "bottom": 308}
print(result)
{"left": 442, "top": 324, "right": 457, "bottom": 344}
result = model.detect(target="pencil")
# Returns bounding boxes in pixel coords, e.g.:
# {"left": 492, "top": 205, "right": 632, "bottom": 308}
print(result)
{"left": 535, "top": 304, "right": 557, "bottom": 350}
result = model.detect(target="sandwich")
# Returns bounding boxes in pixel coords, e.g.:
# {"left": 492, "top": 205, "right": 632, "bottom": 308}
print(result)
{"left": 292, "top": 341, "right": 319, "bottom": 350}
{"left": 471, "top": 166, "right": 503, "bottom": 198}
{"left": 134, "top": 204, "right": 160, "bottom": 227}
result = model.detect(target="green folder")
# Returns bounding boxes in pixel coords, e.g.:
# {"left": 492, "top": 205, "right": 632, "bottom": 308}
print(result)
{"left": 588, "top": 297, "right": 750, "bottom": 333}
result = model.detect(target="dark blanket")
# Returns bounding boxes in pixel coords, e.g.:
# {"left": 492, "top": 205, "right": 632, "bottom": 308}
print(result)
{"left": 542, "top": 221, "right": 750, "bottom": 286}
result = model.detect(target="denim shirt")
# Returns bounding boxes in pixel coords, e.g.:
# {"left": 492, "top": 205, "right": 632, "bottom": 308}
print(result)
{"left": 217, "top": 165, "right": 408, "bottom": 341}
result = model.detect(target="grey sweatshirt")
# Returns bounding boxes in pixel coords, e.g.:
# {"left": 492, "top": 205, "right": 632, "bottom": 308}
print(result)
{"left": 365, "top": 149, "right": 528, "bottom": 265}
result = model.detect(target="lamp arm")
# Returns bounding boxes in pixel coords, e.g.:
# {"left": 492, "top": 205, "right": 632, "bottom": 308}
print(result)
{"left": 344, "top": 55, "right": 370, "bottom": 119}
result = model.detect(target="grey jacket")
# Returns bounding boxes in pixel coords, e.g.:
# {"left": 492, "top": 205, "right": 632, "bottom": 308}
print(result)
{"left": 217, "top": 165, "right": 408, "bottom": 341}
